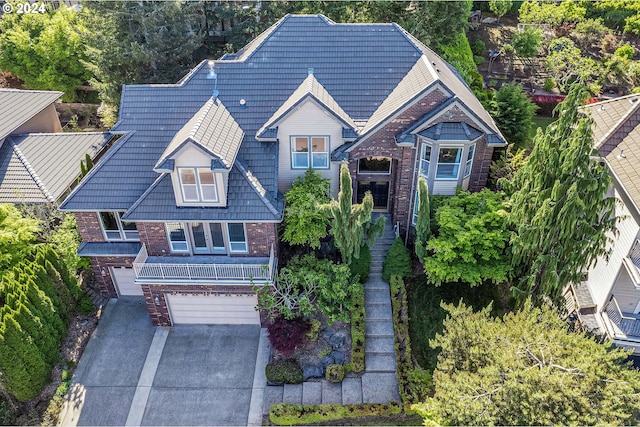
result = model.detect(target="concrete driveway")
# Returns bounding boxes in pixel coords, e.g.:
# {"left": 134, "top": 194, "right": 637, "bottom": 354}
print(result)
{"left": 59, "top": 297, "right": 263, "bottom": 426}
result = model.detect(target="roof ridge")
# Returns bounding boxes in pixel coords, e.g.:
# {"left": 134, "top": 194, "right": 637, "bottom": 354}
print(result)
{"left": 235, "top": 15, "right": 290, "bottom": 62}
{"left": 0, "top": 88, "right": 64, "bottom": 95}
{"left": 9, "top": 138, "right": 54, "bottom": 202}
{"left": 11, "top": 131, "right": 109, "bottom": 137}
{"left": 234, "top": 159, "right": 279, "bottom": 217}
{"left": 187, "top": 98, "right": 216, "bottom": 140}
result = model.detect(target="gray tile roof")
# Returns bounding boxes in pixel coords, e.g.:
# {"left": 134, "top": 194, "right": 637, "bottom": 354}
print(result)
{"left": 121, "top": 164, "right": 283, "bottom": 222}
{"left": 418, "top": 122, "right": 483, "bottom": 141}
{"left": 256, "top": 73, "right": 357, "bottom": 139}
{"left": 156, "top": 98, "right": 244, "bottom": 170}
{"left": 584, "top": 94, "right": 640, "bottom": 149}
{"left": 0, "top": 89, "right": 62, "bottom": 141}
{"left": 62, "top": 14, "right": 498, "bottom": 220}
{"left": 78, "top": 241, "right": 142, "bottom": 257}
{"left": 0, "top": 132, "right": 112, "bottom": 203}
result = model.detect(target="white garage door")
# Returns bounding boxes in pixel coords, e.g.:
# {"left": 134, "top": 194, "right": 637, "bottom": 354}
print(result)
{"left": 166, "top": 294, "right": 260, "bottom": 325}
{"left": 110, "top": 267, "right": 143, "bottom": 296}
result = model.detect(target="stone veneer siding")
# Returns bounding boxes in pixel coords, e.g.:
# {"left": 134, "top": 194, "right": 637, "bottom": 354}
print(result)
{"left": 348, "top": 93, "right": 496, "bottom": 236}
{"left": 142, "top": 283, "right": 267, "bottom": 326}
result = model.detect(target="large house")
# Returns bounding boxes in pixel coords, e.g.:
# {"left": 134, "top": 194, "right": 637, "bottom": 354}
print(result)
{"left": 568, "top": 94, "right": 640, "bottom": 351}
{"left": 0, "top": 89, "right": 112, "bottom": 204}
{"left": 60, "top": 14, "right": 506, "bottom": 326}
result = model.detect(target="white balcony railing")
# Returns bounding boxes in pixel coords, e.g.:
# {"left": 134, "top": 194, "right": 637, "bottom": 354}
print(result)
{"left": 133, "top": 244, "right": 276, "bottom": 282}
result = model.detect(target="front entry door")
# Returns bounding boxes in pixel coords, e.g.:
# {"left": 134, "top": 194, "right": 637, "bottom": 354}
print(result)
{"left": 357, "top": 181, "right": 389, "bottom": 210}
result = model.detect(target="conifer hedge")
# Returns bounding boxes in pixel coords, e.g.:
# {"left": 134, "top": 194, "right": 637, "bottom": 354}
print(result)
{"left": 0, "top": 245, "right": 79, "bottom": 401}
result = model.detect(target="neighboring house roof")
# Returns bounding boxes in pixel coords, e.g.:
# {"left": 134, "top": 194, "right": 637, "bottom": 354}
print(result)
{"left": 256, "top": 73, "right": 357, "bottom": 139}
{"left": 0, "top": 132, "right": 112, "bottom": 203}
{"left": 586, "top": 94, "right": 640, "bottom": 216}
{"left": 418, "top": 122, "right": 483, "bottom": 141}
{"left": 61, "top": 14, "right": 501, "bottom": 219}
{"left": 156, "top": 98, "right": 244, "bottom": 171}
{"left": 0, "top": 89, "right": 62, "bottom": 141}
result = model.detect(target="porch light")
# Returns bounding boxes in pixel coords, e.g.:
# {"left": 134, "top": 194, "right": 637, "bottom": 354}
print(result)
{"left": 154, "top": 295, "right": 160, "bottom": 305}
{"left": 100, "top": 267, "right": 106, "bottom": 277}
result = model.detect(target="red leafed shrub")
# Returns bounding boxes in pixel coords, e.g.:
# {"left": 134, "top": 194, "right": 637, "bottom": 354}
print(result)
{"left": 529, "top": 94, "right": 565, "bottom": 116}
{"left": 267, "top": 316, "right": 310, "bottom": 356}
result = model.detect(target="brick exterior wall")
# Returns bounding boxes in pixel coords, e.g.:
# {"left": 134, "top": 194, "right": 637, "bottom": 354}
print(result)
{"left": 348, "top": 95, "right": 497, "bottom": 237}
{"left": 247, "top": 222, "right": 278, "bottom": 257}
{"left": 90, "top": 256, "right": 135, "bottom": 297}
{"left": 137, "top": 222, "right": 171, "bottom": 256}
{"left": 75, "top": 211, "right": 104, "bottom": 242}
{"left": 141, "top": 284, "right": 265, "bottom": 326}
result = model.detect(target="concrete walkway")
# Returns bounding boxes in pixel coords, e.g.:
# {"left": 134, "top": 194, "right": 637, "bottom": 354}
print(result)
{"left": 262, "top": 215, "right": 400, "bottom": 414}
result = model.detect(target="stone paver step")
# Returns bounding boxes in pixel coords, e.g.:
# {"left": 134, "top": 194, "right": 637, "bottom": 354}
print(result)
{"left": 365, "top": 353, "right": 397, "bottom": 373}
{"left": 302, "top": 381, "right": 321, "bottom": 405}
{"left": 322, "top": 380, "right": 342, "bottom": 404}
{"left": 341, "top": 377, "right": 363, "bottom": 404}
{"left": 364, "top": 282, "right": 389, "bottom": 291}
{"left": 263, "top": 386, "right": 283, "bottom": 415}
{"left": 365, "top": 288, "right": 390, "bottom": 304}
{"left": 361, "top": 373, "right": 401, "bottom": 403}
{"left": 365, "top": 304, "right": 393, "bottom": 320}
{"left": 283, "top": 383, "right": 302, "bottom": 404}
{"left": 365, "top": 336, "right": 395, "bottom": 354}
{"left": 365, "top": 320, "right": 395, "bottom": 337}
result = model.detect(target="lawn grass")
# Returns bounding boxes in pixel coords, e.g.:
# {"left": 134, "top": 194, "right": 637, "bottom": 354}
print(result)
{"left": 517, "top": 115, "right": 556, "bottom": 152}
{"left": 407, "top": 274, "right": 510, "bottom": 371}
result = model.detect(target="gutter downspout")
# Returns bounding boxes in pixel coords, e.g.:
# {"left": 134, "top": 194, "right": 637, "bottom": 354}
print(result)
{"left": 405, "top": 137, "right": 419, "bottom": 243}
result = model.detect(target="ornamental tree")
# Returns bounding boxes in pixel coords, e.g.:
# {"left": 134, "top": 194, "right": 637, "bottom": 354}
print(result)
{"left": 423, "top": 189, "right": 511, "bottom": 286}
{"left": 414, "top": 300, "right": 640, "bottom": 426}
{"left": 489, "top": 0, "right": 513, "bottom": 23}
{"left": 323, "top": 163, "right": 385, "bottom": 265}
{"left": 505, "top": 84, "right": 617, "bottom": 305}
{"left": 282, "top": 169, "right": 330, "bottom": 250}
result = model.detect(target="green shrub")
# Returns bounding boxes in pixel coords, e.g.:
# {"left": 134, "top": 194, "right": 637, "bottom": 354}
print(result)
{"left": 471, "top": 38, "right": 486, "bottom": 56}
{"left": 76, "top": 293, "right": 95, "bottom": 314}
{"left": 348, "top": 244, "right": 370, "bottom": 283}
{"left": 390, "top": 275, "right": 433, "bottom": 406}
{"left": 473, "top": 55, "right": 485, "bottom": 65}
{"left": 615, "top": 43, "right": 635, "bottom": 60}
{"left": 350, "top": 285, "right": 365, "bottom": 373}
{"left": 382, "top": 238, "right": 412, "bottom": 282}
{"left": 305, "top": 318, "right": 321, "bottom": 342}
{"left": 270, "top": 402, "right": 403, "bottom": 425}
{"left": 61, "top": 369, "right": 71, "bottom": 381}
{"left": 0, "top": 399, "right": 15, "bottom": 426}
{"left": 325, "top": 364, "right": 344, "bottom": 383}
{"left": 543, "top": 77, "right": 556, "bottom": 91}
{"left": 265, "top": 359, "right": 303, "bottom": 384}
{"left": 42, "top": 381, "right": 70, "bottom": 426}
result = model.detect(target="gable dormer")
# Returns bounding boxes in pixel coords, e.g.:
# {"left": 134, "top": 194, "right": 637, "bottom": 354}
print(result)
{"left": 155, "top": 98, "right": 244, "bottom": 207}
{"left": 258, "top": 72, "right": 358, "bottom": 195}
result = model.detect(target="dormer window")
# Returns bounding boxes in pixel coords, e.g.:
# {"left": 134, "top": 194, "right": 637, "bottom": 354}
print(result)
{"left": 291, "top": 136, "right": 329, "bottom": 169}
{"left": 178, "top": 168, "right": 218, "bottom": 202}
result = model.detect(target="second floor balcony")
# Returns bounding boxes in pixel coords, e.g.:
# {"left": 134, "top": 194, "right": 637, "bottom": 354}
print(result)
{"left": 132, "top": 244, "right": 276, "bottom": 284}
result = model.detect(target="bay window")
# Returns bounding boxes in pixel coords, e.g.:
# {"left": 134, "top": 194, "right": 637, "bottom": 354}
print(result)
{"left": 464, "top": 144, "right": 475, "bottom": 177}
{"left": 420, "top": 145, "right": 431, "bottom": 178}
{"left": 436, "top": 147, "right": 462, "bottom": 179}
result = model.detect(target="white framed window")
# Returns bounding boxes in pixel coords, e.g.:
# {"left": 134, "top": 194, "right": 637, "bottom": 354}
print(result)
{"left": 291, "top": 136, "right": 329, "bottom": 169}
{"left": 178, "top": 168, "right": 218, "bottom": 203}
{"left": 227, "top": 223, "right": 248, "bottom": 253}
{"left": 436, "top": 147, "right": 462, "bottom": 180}
{"left": 412, "top": 192, "right": 419, "bottom": 225}
{"left": 99, "top": 212, "right": 139, "bottom": 241}
{"left": 166, "top": 223, "right": 189, "bottom": 252}
{"left": 464, "top": 144, "right": 475, "bottom": 177}
{"left": 420, "top": 144, "right": 431, "bottom": 178}
{"left": 358, "top": 156, "right": 391, "bottom": 174}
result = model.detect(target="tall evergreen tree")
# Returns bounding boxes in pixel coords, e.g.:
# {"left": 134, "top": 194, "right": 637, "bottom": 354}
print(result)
{"left": 323, "top": 163, "right": 385, "bottom": 265}
{"left": 414, "top": 177, "right": 431, "bottom": 263}
{"left": 505, "top": 84, "right": 617, "bottom": 305}
{"left": 415, "top": 300, "right": 640, "bottom": 426}
{"left": 491, "top": 83, "right": 538, "bottom": 148}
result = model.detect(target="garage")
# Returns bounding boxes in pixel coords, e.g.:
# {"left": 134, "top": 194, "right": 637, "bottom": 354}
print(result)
{"left": 166, "top": 293, "right": 260, "bottom": 325}
{"left": 110, "top": 267, "right": 143, "bottom": 297}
